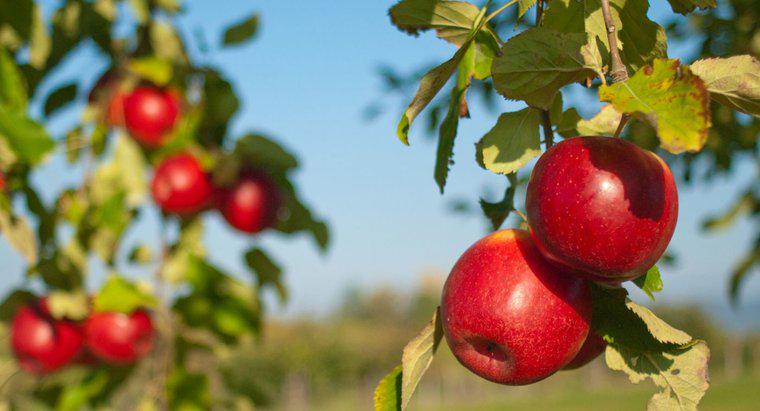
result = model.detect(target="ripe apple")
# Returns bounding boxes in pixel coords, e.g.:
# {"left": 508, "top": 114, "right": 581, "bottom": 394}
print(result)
{"left": 151, "top": 153, "right": 213, "bottom": 215}
{"left": 11, "top": 301, "right": 84, "bottom": 374}
{"left": 84, "top": 310, "right": 155, "bottom": 365}
{"left": 219, "top": 172, "right": 282, "bottom": 233}
{"left": 123, "top": 86, "right": 181, "bottom": 148}
{"left": 0, "top": 171, "right": 5, "bottom": 191}
{"left": 526, "top": 136, "right": 678, "bottom": 283}
{"left": 441, "top": 229, "right": 592, "bottom": 385}
{"left": 562, "top": 329, "right": 607, "bottom": 370}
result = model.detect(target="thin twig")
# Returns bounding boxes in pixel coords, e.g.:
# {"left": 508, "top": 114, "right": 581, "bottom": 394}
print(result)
{"left": 536, "top": 0, "right": 545, "bottom": 26}
{"left": 514, "top": 209, "right": 528, "bottom": 223}
{"left": 484, "top": 0, "right": 521, "bottom": 24}
{"left": 540, "top": 110, "right": 554, "bottom": 148}
{"left": 614, "top": 114, "right": 630, "bottom": 138}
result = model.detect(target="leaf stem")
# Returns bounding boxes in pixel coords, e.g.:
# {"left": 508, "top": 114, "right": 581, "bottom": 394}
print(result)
{"left": 484, "top": 0, "right": 521, "bottom": 24}
{"left": 540, "top": 110, "right": 554, "bottom": 148}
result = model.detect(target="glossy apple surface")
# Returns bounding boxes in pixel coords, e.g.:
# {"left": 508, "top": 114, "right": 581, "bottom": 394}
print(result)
{"left": 219, "top": 172, "right": 281, "bottom": 234}
{"left": 84, "top": 310, "right": 155, "bottom": 365}
{"left": 11, "top": 301, "right": 84, "bottom": 374}
{"left": 441, "top": 229, "right": 592, "bottom": 385}
{"left": 151, "top": 154, "right": 213, "bottom": 215}
{"left": 562, "top": 329, "right": 607, "bottom": 370}
{"left": 526, "top": 136, "right": 678, "bottom": 283}
{"left": 123, "top": 86, "right": 180, "bottom": 148}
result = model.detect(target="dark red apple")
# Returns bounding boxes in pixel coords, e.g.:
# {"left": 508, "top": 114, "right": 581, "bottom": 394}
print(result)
{"left": 562, "top": 329, "right": 607, "bottom": 370}
{"left": 526, "top": 136, "right": 678, "bottom": 283}
{"left": 0, "top": 171, "right": 5, "bottom": 191}
{"left": 441, "top": 229, "right": 592, "bottom": 385}
{"left": 151, "top": 153, "right": 213, "bottom": 215}
{"left": 11, "top": 300, "right": 84, "bottom": 374}
{"left": 123, "top": 86, "right": 181, "bottom": 148}
{"left": 219, "top": 172, "right": 281, "bottom": 234}
{"left": 84, "top": 310, "right": 155, "bottom": 365}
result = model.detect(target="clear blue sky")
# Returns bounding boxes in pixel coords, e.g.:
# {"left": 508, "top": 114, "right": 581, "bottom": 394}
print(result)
{"left": 1, "top": 1, "right": 758, "bottom": 326}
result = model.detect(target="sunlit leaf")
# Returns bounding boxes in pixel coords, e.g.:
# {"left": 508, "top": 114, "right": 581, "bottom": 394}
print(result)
{"left": 633, "top": 265, "right": 663, "bottom": 301}
{"left": 599, "top": 59, "right": 711, "bottom": 154}
{"left": 0, "top": 47, "right": 27, "bottom": 111}
{"left": 556, "top": 104, "right": 622, "bottom": 138}
{"left": 48, "top": 289, "right": 89, "bottom": 320}
{"left": 476, "top": 108, "right": 541, "bottom": 175}
{"left": 374, "top": 365, "right": 402, "bottom": 411}
{"left": 690, "top": 55, "right": 760, "bottom": 117}
{"left": 93, "top": 275, "right": 157, "bottom": 313}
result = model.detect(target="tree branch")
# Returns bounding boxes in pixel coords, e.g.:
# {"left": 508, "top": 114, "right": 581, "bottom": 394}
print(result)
{"left": 600, "top": 0, "right": 628, "bottom": 83}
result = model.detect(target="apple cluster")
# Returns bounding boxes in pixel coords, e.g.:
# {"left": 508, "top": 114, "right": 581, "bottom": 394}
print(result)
{"left": 10, "top": 299, "right": 154, "bottom": 374}
{"left": 441, "top": 136, "right": 678, "bottom": 385}
{"left": 92, "top": 70, "right": 282, "bottom": 234}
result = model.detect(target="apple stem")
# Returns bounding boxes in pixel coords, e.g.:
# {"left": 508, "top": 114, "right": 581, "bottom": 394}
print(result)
{"left": 535, "top": 0, "right": 555, "bottom": 148}
{"left": 515, "top": 209, "right": 528, "bottom": 224}
{"left": 540, "top": 110, "right": 554, "bottom": 148}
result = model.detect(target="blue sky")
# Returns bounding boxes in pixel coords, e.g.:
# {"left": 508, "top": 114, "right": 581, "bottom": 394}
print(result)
{"left": 2, "top": 1, "right": 758, "bottom": 326}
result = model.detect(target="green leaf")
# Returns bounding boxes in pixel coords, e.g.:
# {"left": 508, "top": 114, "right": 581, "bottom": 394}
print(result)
{"left": 128, "top": 56, "right": 173, "bottom": 86}
{"left": 556, "top": 104, "right": 623, "bottom": 138}
{"left": 374, "top": 365, "right": 402, "bottom": 411}
{"left": 32, "top": 240, "right": 86, "bottom": 290}
{"left": 44, "top": 82, "right": 78, "bottom": 117}
{"left": 543, "top": 0, "right": 667, "bottom": 73}
{"left": 434, "top": 83, "right": 467, "bottom": 193}
{"left": 690, "top": 55, "right": 760, "bottom": 117}
{"left": 91, "top": 133, "right": 147, "bottom": 207}
{"left": 665, "top": 0, "right": 716, "bottom": 15}
{"left": 154, "top": 0, "right": 181, "bottom": 13}
{"left": 167, "top": 368, "right": 212, "bottom": 410}
{"left": 244, "top": 247, "right": 287, "bottom": 303}
{"left": 476, "top": 108, "right": 542, "bottom": 175}
{"left": 389, "top": 0, "right": 495, "bottom": 47}
{"left": 0, "top": 106, "right": 54, "bottom": 164}
{"left": 374, "top": 308, "right": 443, "bottom": 411}
{"left": 728, "top": 240, "right": 760, "bottom": 305}
{"left": 150, "top": 21, "right": 187, "bottom": 64}
{"left": 0, "top": 197, "right": 37, "bottom": 264}
{"left": 397, "top": 40, "right": 474, "bottom": 144}
{"left": 599, "top": 59, "right": 711, "bottom": 154}
{"left": 491, "top": 28, "right": 603, "bottom": 109}
{"left": 607, "top": 342, "right": 710, "bottom": 411}
{"left": 480, "top": 173, "right": 518, "bottom": 231}
{"left": 47, "top": 289, "right": 89, "bottom": 321}
{"left": 400, "top": 307, "right": 443, "bottom": 409}
{"left": 163, "top": 218, "right": 205, "bottom": 283}
{"left": 93, "top": 275, "right": 157, "bottom": 313}
{"left": 199, "top": 69, "right": 239, "bottom": 145}
{"left": 29, "top": 4, "right": 50, "bottom": 69}
{"left": 593, "top": 286, "right": 710, "bottom": 410}
{"left": 129, "top": 0, "right": 149, "bottom": 24}
{"left": 93, "top": 0, "right": 118, "bottom": 21}
{"left": 518, "top": 0, "right": 538, "bottom": 20}
{"left": 0, "top": 47, "right": 27, "bottom": 111}
{"left": 0, "top": 289, "right": 35, "bottom": 321}
{"left": 702, "top": 191, "right": 755, "bottom": 231}
{"left": 633, "top": 265, "right": 663, "bottom": 301}
{"left": 56, "top": 370, "right": 109, "bottom": 411}
{"left": 274, "top": 178, "right": 330, "bottom": 251}
{"left": 222, "top": 14, "right": 259, "bottom": 46}
{"left": 232, "top": 134, "right": 299, "bottom": 175}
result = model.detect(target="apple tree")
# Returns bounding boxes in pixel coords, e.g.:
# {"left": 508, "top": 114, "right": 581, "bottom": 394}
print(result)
{"left": 375, "top": 0, "right": 758, "bottom": 410}
{"left": 0, "top": 0, "right": 327, "bottom": 409}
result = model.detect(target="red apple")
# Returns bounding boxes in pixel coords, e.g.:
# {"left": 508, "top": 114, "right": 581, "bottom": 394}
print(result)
{"left": 219, "top": 172, "right": 281, "bottom": 234}
{"left": 562, "top": 329, "right": 607, "bottom": 370}
{"left": 123, "top": 86, "right": 181, "bottom": 148}
{"left": 441, "top": 229, "right": 592, "bottom": 385}
{"left": 526, "top": 136, "right": 678, "bottom": 283}
{"left": 11, "top": 300, "right": 84, "bottom": 374}
{"left": 84, "top": 310, "right": 155, "bottom": 365}
{"left": 151, "top": 153, "right": 213, "bottom": 215}
{"left": 0, "top": 171, "right": 5, "bottom": 191}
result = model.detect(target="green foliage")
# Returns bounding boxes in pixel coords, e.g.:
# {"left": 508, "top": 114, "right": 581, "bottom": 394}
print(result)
{"left": 600, "top": 59, "right": 711, "bottom": 153}
{"left": 690, "top": 55, "right": 760, "bottom": 117}
{"left": 633, "top": 265, "right": 664, "bottom": 301}
{"left": 491, "top": 28, "right": 603, "bottom": 109}
{"left": 222, "top": 13, "right": 260, "bottom": 46}
{"left": 93, "top": 275, "right": 158, "bottom": 314}
{"left": 476, "top": 108, "right": 542, "bottom": 175}
{"left": 374, "top": 308, "right": 443, "bottom": 410}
